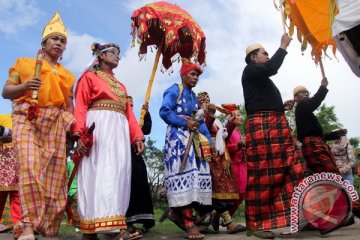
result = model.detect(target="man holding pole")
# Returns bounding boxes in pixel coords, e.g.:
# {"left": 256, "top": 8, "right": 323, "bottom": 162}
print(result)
{"left": 241, "top": 34, "right": 308, "bottom": 238}
{"left": 159, "top": 58, "right": 213, "bottom": 240}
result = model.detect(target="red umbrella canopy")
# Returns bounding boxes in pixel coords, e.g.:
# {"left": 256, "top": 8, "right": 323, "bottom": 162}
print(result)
{"left": 131, "top": 1, "right": 206, "bottom": 69}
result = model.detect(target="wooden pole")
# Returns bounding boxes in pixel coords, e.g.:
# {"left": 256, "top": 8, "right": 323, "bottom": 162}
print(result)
{"left": 319, "top": 58, "right": 326, "bottom": 78}
{"left": 279, "top": 0, "right": 287, "bottom": 34}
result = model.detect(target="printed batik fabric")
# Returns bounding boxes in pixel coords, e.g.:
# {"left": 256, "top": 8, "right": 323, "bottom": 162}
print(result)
{"left": 164, "top": 125, "right": 212, "bottom": 207}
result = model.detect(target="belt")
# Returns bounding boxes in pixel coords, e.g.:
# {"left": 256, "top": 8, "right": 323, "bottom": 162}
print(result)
{"left": 89, "top": 99, "right": 126, "bottom": 114}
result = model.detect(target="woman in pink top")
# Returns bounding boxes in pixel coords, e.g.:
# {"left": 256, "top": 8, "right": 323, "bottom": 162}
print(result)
{"left": 223, "top": 105, "right": 247, "bottom": 216}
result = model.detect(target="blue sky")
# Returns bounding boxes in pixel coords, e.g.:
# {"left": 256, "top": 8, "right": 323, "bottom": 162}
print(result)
{"left": 1, "top": 0, "right": 360, "bottom": 148}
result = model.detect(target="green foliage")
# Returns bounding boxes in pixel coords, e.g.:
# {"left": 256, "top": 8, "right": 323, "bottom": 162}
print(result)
{"left": 143, "top": 137, "right": 165, "bottom": 204}
{"left": 349, "top": 137, "right": 360, "bottom": 148}
{"left": 237, "top": 104, "right": 247, "bottom": 135}
{"left": 353, "top": 176, "right": 360, "bottom": 200}
{"left": 285, "top": 108, "right": 297, "bottom": 137}
{"left": 315, "top": 104, "right": 342, "bottom": 134}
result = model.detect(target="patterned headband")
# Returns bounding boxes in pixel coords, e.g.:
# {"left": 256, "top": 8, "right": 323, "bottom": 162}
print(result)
{"left": 91, "top": 42, "right": 120, "bottom": 56}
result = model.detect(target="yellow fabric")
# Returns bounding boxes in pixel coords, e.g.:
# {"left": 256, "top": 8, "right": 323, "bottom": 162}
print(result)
{"left": 0, "top": 114, "right": 12, "bottom": 129}
{"left": 42, "top": 12, "right": 68, "bottom": 42}
{"left": 6, "top": 58, "right": 75, "bottom": 108}
{"left": 245, "top": 43, "right": 264, "bottom": 56}
{"left": 0, "top": 114, "right": 13, "bottom": 147}
{"left": 284, "top": 0, "right": 338, "bottom": 60}
{"left": 293, "top": 85, "right": 308, "bottom": 96}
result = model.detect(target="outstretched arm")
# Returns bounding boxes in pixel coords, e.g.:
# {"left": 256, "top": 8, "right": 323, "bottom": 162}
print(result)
{"left": 299, "top": 77, "right": 329, "bottom": 113}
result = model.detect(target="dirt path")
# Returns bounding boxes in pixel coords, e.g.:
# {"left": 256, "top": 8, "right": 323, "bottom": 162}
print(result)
{"left": 1, "top": 220, "right": 360, "bottom": 240}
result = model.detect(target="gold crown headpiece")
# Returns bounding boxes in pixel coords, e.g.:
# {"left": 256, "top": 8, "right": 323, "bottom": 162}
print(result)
{"left": 197, "top": 91, "right": 210, "bottom": 104}
{"left": 42, "top": 12, "right": 68, "bottom": 42}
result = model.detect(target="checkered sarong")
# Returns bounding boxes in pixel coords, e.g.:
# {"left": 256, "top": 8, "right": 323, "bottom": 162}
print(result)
{"left": 12, "top": 102, "right": 74, "bottom": 237}
{"left": 302, "top": 136, "right": 339, "bottom": 174}
{"left": 245, "top": 111, "right": 307, "bottom": 231}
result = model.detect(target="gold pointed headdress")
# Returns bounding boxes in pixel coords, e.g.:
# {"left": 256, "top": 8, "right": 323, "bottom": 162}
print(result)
{"left": 42, "top": 12, "right": 68, "bottom": 42}
{"left": 197, "top": 91, "right": 210, "bottom": 105}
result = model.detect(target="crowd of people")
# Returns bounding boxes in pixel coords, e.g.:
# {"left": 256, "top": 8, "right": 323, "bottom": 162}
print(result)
{"left": 0, "top": 11, "right": 359, "bottom": 240}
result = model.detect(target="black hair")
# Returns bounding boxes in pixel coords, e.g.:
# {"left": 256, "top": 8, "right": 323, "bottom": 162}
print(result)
{"left": 245, "top": 49, "right": 260, "bottom": 64}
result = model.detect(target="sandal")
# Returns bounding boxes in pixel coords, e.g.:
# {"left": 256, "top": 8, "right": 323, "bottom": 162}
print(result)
{"left": 184, "top": 224, "right": 205, "bottom": 240}
{"left": 127, "top": 225, "right": 147, "bottom": 235}
{"left": 114, "top": 230, "right": 142, "bottom": 240}
{"left": 13, "top": 222, "right": 23, "bottom": 239}
{"left": 226, "top": 223, "right": 247, "bottom": 234}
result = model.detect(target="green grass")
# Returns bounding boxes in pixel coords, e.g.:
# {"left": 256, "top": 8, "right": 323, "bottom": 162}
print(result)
{"left": 59, "top": 204, "right": 246, "bottom": 238}
{"left": 58, "top": 207, "right": 183, "bottom": 238}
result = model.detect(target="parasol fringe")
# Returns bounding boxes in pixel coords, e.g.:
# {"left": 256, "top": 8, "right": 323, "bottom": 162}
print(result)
{"left": 301, "top": 39, "right": 308, "bottom": 52}
{"left": 289, "top": 20, "right": 295, "bottom": 37}
{"left": 297, "top": 29, "right": 303, "bottom": 44}
{"left": 279, "top": 0, "right": 337, "bottom": 65}
{"left": 131, "top": 18, "right": 203, "bottom": 69}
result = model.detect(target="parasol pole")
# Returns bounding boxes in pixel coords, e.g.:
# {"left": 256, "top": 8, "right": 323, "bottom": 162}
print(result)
{"left": 319, "top": 58, "right": 326, "bottom": 78}
{"left": 139, "top": 37, "right": 165, "bottom": 128}
{"left": 278, "top": 0, "right": 287, "bottom": 34}
{"left": 179, "top": 110, "right": 204, "bottom": 174}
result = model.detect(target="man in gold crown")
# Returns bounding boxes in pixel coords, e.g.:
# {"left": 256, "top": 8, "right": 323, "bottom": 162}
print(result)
{"left": 2, "top": 12, "right": 75, "bottom": 239}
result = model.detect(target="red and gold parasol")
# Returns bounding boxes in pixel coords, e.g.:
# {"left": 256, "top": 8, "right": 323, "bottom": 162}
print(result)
{"left": 278, "top": 0, "right": 338, "bottom": 77}
{"left": 131, "top": 1, "right": 206, "bottom": 126}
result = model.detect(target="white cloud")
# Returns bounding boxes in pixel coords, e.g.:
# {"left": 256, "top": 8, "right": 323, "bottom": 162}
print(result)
{"left": 62, "top": 31, "right": 103, "bottom": 77}
{"left": 0, "top": 0, "right": 43, "bottom": 34}
{"left": 27, "top": 0, "right": 358, "bottom": 142}
{"left": 118, "top": 0, "right": 360, "bottom": 139}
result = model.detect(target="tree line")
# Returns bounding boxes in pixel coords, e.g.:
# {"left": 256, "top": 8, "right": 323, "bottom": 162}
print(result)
{"left": 144, "top": 103, "right": 360, "bottom": 205}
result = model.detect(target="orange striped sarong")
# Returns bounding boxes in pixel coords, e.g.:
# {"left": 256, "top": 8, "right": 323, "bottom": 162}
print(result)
{"left": 12, "top": 102, "right": 74, "bottom": 237}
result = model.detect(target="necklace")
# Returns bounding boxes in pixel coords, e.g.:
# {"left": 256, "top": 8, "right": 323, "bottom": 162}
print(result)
{"left": 95, "top": 70, "right": 127, "bottom": 101}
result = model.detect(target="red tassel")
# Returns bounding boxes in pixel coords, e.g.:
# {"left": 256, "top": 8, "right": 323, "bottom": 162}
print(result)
{"left": 27, "top": 102, "right": 40, "bottom": 121}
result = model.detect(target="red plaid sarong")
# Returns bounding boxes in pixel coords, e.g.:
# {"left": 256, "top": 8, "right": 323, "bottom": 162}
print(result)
{"left": 245, "top": 112, "right": 308, "bottom": 231}
{"left": 12, "top": 102, "right": 74, "bottom": 237}
{"left": 302, "top": 136, "right": 339, "bottom": 174}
